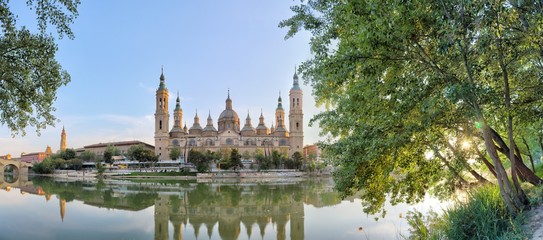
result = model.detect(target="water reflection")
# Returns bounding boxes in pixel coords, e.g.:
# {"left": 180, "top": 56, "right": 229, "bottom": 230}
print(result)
{"left": 3, "top": 176, "right": 342, "bottom": 240}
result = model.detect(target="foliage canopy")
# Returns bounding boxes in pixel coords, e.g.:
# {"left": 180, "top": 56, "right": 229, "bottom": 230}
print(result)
{"left": 0, "top": 0, "right": 80, "bottom": 135}
{"left": 281, "top": 0, "right": 543, "bottom": 214}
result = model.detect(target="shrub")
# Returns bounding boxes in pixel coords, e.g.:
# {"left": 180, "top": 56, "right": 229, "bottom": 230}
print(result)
{"left": 406, "top": 185, "right": 526, "bottom": 240}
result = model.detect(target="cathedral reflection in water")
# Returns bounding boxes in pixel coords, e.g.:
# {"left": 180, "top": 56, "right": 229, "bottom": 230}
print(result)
{"left": 13, "top": 177, "right": 340, "bottom": 240}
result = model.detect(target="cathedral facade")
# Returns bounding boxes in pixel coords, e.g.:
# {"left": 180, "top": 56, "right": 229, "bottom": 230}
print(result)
{"left": 154, "top": 68, "right": 304, "bottom": 161}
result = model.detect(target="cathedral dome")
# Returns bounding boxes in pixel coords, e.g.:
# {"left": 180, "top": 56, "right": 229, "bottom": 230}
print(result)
{"left": 218, "top": 109, "right": 239, "bottom": 121}
{"left": 218, "top": 91, "right": 241, "bottom": 132}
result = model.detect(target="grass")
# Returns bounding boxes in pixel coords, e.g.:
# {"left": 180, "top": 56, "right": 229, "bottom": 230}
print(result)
{"left": 406, "top": 185, "right": 527, "bottom": 240}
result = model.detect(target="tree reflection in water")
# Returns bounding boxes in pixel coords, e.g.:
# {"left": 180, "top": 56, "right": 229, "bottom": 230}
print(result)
{"left": 27, "top": 177, "right": 340, "bottom": 239}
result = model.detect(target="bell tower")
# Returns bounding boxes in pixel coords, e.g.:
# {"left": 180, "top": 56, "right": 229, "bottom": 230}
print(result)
{"left": 60, "top": 126, "right": 67, "bottom": 151}
{"left": 154, "top": 67, "right": 170, "bottom": 159}
{"left": 289, "top": 68, "right": 304, "bottom": 155}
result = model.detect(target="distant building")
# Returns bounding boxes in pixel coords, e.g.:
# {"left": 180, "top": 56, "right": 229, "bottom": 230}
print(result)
{"left": 153, "top": 67, "right": 304, "bottom": 160}
{"left": 20, "top": 152, "right": 47, "bottom": 164}
{"left": 20, "top": 145, "right": 53, "bottom": 164}
{"left": 303, "top": 144, "right": 319, "bottom": 162}
{"left": 0, "top": 154, "right": 11, "bottom": 160}
{"left": 60, "top": 126, "right": 67, "bottom": 151}
{"left": 83, "top": 140, "right": 154, "bottom": 158}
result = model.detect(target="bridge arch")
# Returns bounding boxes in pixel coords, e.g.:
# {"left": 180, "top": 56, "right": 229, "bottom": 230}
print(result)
{"left": 0, "top": 159, "right": 30, "bottom": 178}
{"left": 3, "top": 164, "right": 19, "bottom": 183}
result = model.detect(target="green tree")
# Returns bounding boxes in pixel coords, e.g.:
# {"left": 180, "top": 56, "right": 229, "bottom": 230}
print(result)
{"left": 127, "top": 144, "right": 145, "bottom": 161}
{"left": 103, "top": 145, "right": 120, "bottom": 165}
{"left": 281, "top": 0, "right": 543, "bottom": 214}
{"left": 61, "top": 148, "right": 77, "bottom": 160}
{"left": 0, "top": 0, "right": 80, "bottom": 136}
{"left": 32, "top": 157, "right": 55, "bottom": 174}
{"left": 241, "top": 150, "right": 252, "bottom": 161}
{"left": 95, "top": 160, "right": 105, "bottom": 177}
{"left": 127, "top": 144, "right": 157, "bottom": 168}
{"left": 79, "top": 150, "right": 96, "bottom": 162}
{"left": 169, "top": 147, "right": 181, "bottom": 160}
{"left": 271, "top": 150, "right": 282, "bottom": 169}
{"left": 292, "top": 152, "right": 303, "bottom": 170}
{"left": 69, "top": 158, "right": 82, "bottom": 170}
{"left": 229, "top": 148, "right": 243, "bottom": 170}
{"left": 188, "top": 149, "right": 213, "bottom": 172}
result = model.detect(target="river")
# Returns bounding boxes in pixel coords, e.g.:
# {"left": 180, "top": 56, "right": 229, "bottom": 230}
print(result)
{"left": 0, "top": 175, "right": 443, "bottom": 240}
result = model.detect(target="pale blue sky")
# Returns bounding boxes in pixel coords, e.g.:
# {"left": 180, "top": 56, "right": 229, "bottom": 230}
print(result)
{"left": 1, "top": 1, "right": 322, "bottom": 156}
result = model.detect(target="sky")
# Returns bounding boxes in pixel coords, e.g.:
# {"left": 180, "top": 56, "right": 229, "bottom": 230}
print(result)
{"left": 1, "top": 1, "right": 322, "bottom": 157}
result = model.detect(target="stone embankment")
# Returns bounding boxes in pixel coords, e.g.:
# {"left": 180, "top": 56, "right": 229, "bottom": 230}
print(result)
{"left": 197, "top": 170, "right": 305, "bottom": 178}
{"left": 34, "top": 169, "right": 328, "bottom": 181}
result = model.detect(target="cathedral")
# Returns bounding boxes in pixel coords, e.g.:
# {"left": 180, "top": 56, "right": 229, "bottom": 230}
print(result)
{"left": 154, "top": 68, "right": 304, "bottom": 161}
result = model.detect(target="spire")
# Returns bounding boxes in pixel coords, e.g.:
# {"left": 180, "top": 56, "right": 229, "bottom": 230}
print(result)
{"left": 174, "top": 91, "right": 181, "bottom": 111}
{"left": 242, "top": 110, "right": 255, "bottom": 133}
{"left": 243, "top": 110, "right": 253, "bottom": 128}
{"left": 225, "top": 89, "right": 233, "bottom": 110}
{"left": 158, "top": 66, "right": 166, "bottom": 90}
{"left": 60, "top": 198, "right": 66, "bottom": 222}
{"left": 256, "top": 109, "right": 268, "bottom": 134}
{"left": 60, "top": 126, "right": 67, "bottom": 151}
{"left": 190, "top": 111, "right": 203, "bottom": 132}
{"left": 160, "top": 65, "right": 165, "bottom": 80}
{"left": 292, "top": 65, "right": 301, "bottom": 90}
{"left": 194, "top": 110, "right": 199, "bottom": 123}
{"left": 277, "top": 92, "right": 283, "bottom": 110}
{"left": 259, "top": 109, "right": 265, "bottom": 123}
{"left": 204, "top": 110, "right": 217, "bottom": 132}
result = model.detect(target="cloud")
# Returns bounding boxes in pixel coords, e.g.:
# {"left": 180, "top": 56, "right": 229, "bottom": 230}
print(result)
{"left": 138, "top": 82, "right": 156, "bottom": 94}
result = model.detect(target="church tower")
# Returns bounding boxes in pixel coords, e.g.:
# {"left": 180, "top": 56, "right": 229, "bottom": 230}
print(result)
{"left": 155, "top": 67, "right": 170, "bottom": 159}
{"left": 60, "top": 126, "right": 67, "bottom": 151}
{"left": 289, "top": 68, "right": 304, "bottom": 155}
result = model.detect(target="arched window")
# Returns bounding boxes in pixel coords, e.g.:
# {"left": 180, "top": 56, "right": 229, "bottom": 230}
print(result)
{"left": 159, "top": 120, "right": 162, "bottom": 130}
{"left": 262, "top": 139, "right": 272, "bottom": 146}
{"left": 226, "top": 138, "right": 234, "bottom": 145}
{"left": 296, "top": 122, "right": 299, "bottom": 130}
{"left": 245, "top": 139, "right": 255, "bottom": 146}
{"left": 189, "top": 139, "right": 196, "bottom": 146}
{"left": 279, "top": 139, "right": 288, "bottom": 146}
{"left": 206, "top": 138, "right": 214, "bottom": 146}
{"left": 172, "top": 140, "right": 179, "bottom": 146}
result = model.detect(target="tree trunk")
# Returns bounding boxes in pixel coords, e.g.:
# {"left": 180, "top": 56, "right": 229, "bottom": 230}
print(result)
{"left": 483, "top": 126, "right": 521, "bottom": 213}
{"left": 475, "top": 147, "right": 498, "bottom": 179}
{"left": 454, "top": 27, "right": 525, "bottom": 213}
{"left": 497, "top": 34, "right": 530, "bottom": 207}
{"left": 491, "top": 128, "right": 542, "bottom": 185}
{"left": 444, "top": 140, "right": 491, "bottom": 184}
{"left": 522, "top": 137, "right": 536, "bottom": 173}
{"left": 432, "top": 146, "right": 469, "bottom": 186}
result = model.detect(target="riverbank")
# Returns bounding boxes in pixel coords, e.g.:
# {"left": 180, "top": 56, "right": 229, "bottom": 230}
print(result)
{"left": 527, "top": 203, "right": 543, "bottom": 240}
{"left": 27, "top": 169, "right": 328, "bottom": 181}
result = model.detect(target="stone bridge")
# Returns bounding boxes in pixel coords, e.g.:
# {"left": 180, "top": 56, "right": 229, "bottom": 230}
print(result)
{"left": 0, "top": 173, "right": 32, "bottom": 190}
{"left": 0, "top": 159, "right": 32, "bottom": 189}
